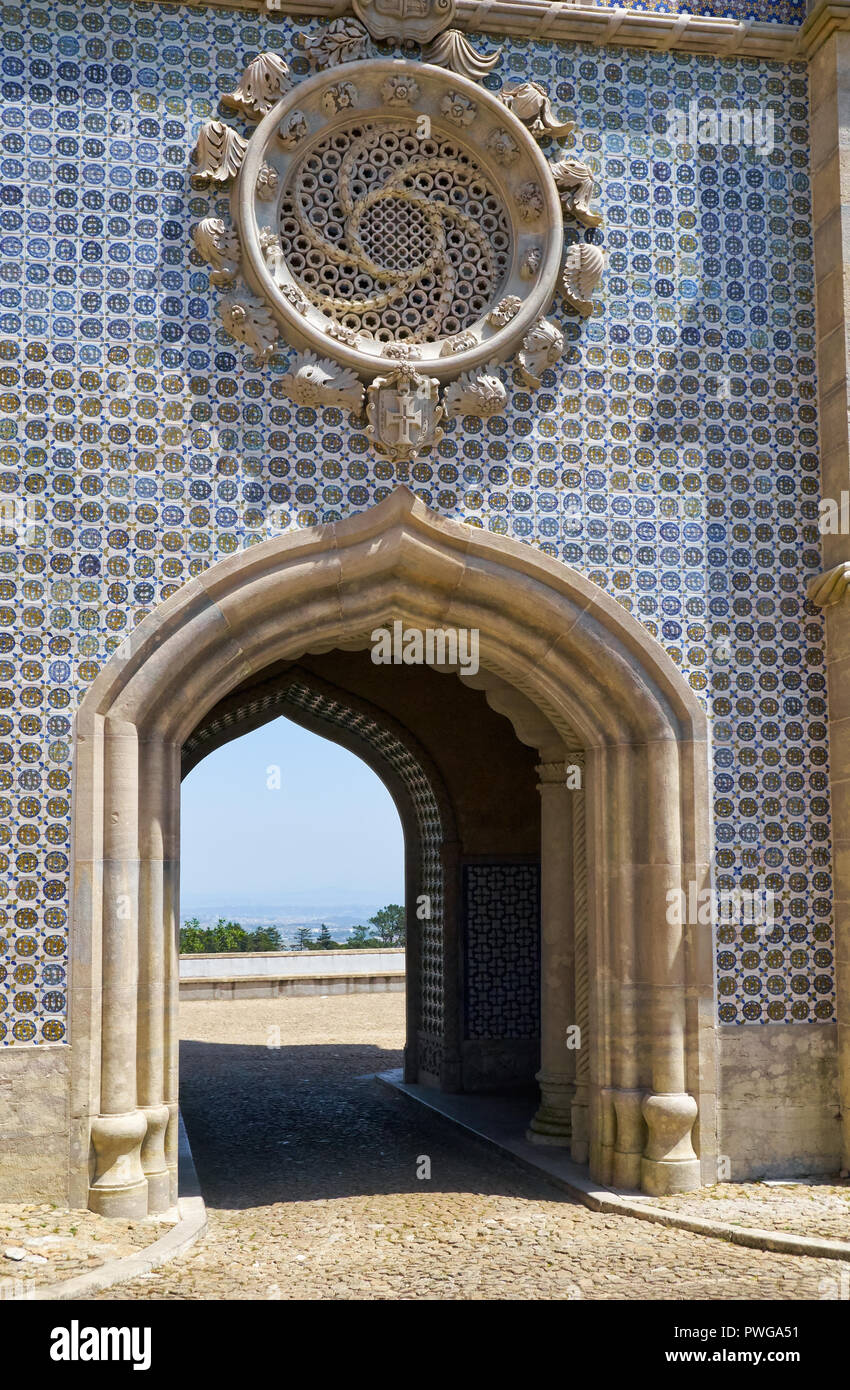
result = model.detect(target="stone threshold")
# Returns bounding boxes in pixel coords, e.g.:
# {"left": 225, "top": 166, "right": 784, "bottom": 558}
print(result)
{"left": 378, "top": 1070, "right": 850, "bottom": 1264}
{"left": 16, "top": 1115, "right": 207, "bottom": 1301}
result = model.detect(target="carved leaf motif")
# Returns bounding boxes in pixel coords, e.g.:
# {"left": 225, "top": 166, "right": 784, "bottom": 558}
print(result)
{"left": 423, "top": 29, "right": 502, "bottom": 82}
{"left": 561, "top": 241, "right": 605, "bottom": 317}
{"left": 280, "top": 353, "right": 364, "bottom": 414}
{"left": 192, "top": 217, "right": 240, "bottom": 286}
{"left": 223, "top": 52, "right": 292, "bottom": 120}
{"left": 444, "top": 367, "right": 507, "bottom": 418}
{"left": 550, "top": 157, "right": 604, "bottom": 228}
{"left": 278, "top": 111, "right": 308, "bottom": 150}
{"left": 221, "top": 298, "right": 279, "bottom": 363}
{"left": 294, "top": 19, "right": 372, "bottom": 70}
{"left": 192, "top": 120, "right": 247, "bottom": 184}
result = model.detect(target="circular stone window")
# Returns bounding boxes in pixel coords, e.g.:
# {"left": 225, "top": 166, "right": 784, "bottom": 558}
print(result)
{"left": 235, "top": 60, "right": 563, "bottom": 382}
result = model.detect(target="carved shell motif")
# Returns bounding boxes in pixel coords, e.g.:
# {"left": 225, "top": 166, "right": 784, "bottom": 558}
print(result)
{"left": 423, "top": 29, "right": 502, "bottom": 81}
{"left": 561, "top": 242, "right": 605, "bottom": 317}
{"left": 192, "top": 120, "right": 247, "bottom": 184}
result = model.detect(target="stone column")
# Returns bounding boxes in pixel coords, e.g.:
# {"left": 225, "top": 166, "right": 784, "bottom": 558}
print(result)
{"left": 137, "top": 737, "right": 176, "bottom": 1214}
{"left": 808, "top": 17, "right": 850, "bottom": 1175}
{"left": 162, "top": 751, "right": 181, "bottom": 1207}
{"left": 89, "top": 721, "right": 148, "bottom": 1218}
{"left": 528, "top": 761, "right": 575, "bottom": 1145}
{"left": 570, "top": 765, "right": 590, "bottom": 1163}
{"left": 640, "top": 739, "right": 701, "bottom": 1195}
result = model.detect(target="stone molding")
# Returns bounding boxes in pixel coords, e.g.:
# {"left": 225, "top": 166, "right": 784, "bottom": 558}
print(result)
{"left": 166, "top": 0, "right": 850, "bottom": 62}
{"left": 69, "top": 486, "right": 715, "bottom": 1210}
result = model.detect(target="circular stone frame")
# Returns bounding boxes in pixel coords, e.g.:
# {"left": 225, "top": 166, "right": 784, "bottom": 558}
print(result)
{"left": 235, "top": 59, "right": 563, "bottom": 383}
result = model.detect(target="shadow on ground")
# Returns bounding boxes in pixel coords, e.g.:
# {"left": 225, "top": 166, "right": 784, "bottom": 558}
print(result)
{"left": 179, "top": 1038, "right": 553, "bottom": 1210}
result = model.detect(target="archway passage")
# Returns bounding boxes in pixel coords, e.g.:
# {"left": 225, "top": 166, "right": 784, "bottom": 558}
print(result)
{"left": 69, "top": 487, "right": 715, "bottom": 1215}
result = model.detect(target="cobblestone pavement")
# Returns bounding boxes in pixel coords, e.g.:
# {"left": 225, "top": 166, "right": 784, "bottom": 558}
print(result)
{"left": 94, "top": 995, "right": 847, "bottom": 1301}
{"left": 0, "top": 1204, "right": 176, "bottom": 1297}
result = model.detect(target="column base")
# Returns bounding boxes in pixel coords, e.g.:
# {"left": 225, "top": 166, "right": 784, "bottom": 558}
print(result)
{"left": 140, "top": 1103, "right": 171, "bottom": 1215}
{"left": 89, "top": 1109, "right": 148, "bottom": 1219}
{"left": 641, "top": 1091, "right": 701, "bottom": 1196}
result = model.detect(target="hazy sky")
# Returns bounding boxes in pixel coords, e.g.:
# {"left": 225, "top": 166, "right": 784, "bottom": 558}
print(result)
{"left": 181, "top": 716, "right": 404, "bottom": 906}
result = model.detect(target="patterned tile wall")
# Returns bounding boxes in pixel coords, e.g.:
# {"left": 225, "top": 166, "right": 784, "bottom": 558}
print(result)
{"left": 463, "top": 864, "right": 541, "bottom": 1041}
{"left": 0, "top": 0, "right": 831, "bottom": 1043}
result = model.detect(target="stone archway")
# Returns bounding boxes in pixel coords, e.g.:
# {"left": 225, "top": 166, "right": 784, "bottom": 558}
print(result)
{"left": 69, "top": 487, "right": 714, "bottom": 1215}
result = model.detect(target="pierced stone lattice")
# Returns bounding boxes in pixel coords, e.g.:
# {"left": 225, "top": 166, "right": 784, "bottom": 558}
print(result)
{"left": 278, "top": 119, "right": 511, "bottom": 343}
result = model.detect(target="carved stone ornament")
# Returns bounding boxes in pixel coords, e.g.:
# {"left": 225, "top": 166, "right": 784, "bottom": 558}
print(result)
{"left": 193, "top": 217, "right": 240, "bottom": 285}
{"left": 366, "top": 367, "right": 444, "bottom": 461}
{"left": 423, "top": 30, "right": 502, "bottom": 81}
{"left": 561, "top": 240, "right": 605, "bottom": 316}
{"left": 518, "top": 317, "right": 564, "bottom": 387}
{"left": 550, "top": 157, "right": 604, "bottom": 228}
{"left": 221, "top": 297, "right": 279, "bottom": 363}
{"left": 223, "top": 52, "right": 292, "bottom": 121}
{"left": 295, "top": 19, "right": 372, "bottom": 70}
{"left": 443, "top": 366, "right": 507, "bottom": 418}
{"left": 229, "top": 59, "right": 563, "bottom": 388}
{"left": 280, "top": 352, "right": 365, "bottom": 413}
{"left": 499, "top": 82, "right": 574, "bottom": 139}
{"left": 194, "top": 47, "right": 608, "bottom": 451}
{"left": 352, "top": 0, "right": 455, "bottom": 45}
{"left": 191, "top": 120, "right": 247, "bottom": 184}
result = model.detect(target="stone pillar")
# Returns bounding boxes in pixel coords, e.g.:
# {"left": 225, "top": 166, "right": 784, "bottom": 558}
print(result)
{"left": 162, "top": 751, "right": 181, "bottom": 1207}
{"left": 808, "top": 18, "right": 850, "bottom": 1176}
{"left": 570, "top": 766, "right": 590, "bottom": 1163}
{"left": 137, "top": 737, "right": 176, "bottom": 1214}
{"left": 528, "top": 761, "right": 575, "bottom": 1145}
{"left": 640, "top": 739, "right": 701, "bottom": 1195}
{"left": 89, "top": 722, "right": 148, "bottom": 1218}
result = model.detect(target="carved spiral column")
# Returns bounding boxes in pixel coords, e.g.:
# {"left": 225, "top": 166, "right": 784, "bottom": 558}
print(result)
{"left": 89, "top": 722, "right": 148, "bottom": 1218}
{"left": 528, "top": 760, "right": 575, "bottom": 1145}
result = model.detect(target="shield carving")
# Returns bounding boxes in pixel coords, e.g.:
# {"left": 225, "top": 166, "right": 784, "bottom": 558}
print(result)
{"left": 366, "top": 368, "right": 444, "bottom": 462}
{"left": 352, "top": 0, "right": 455, "bottom": 44}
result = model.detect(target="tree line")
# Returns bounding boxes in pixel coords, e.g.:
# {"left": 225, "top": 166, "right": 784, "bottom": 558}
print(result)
{"left": 179, "top": 903, "right": 405, "bottom": 954}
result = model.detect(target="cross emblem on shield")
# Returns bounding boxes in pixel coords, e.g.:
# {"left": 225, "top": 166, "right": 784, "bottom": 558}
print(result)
{"left": 367, "top": 367, "right": 444, "bottom": 462}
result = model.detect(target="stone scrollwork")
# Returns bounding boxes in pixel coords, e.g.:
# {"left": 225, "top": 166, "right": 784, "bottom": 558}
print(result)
{"left": 193, "top": 217, "right": 241, "bottom": 285}
{"left": 190, "top": 44, "right": 609, "bottom": 454}
{"left": 499, "top": 81, "right": 574, "bottom": 139}
{"left": 550, "top": 156, "right": 604, "bottom": 228}
{"left": 280, "top": 352, "right": 365, "bottom": 413}
{"left": 221, "top": 297, "right": 279, "bottom": 363}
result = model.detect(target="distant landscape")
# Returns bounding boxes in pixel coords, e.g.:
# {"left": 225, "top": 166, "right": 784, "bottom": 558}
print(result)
{"left": 179, "top": 899, "right": 405, "bottom": 952}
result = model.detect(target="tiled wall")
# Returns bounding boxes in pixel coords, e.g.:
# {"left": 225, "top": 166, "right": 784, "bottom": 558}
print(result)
{"left": 0, "top": 1, "right": 831, "bottom": 1043}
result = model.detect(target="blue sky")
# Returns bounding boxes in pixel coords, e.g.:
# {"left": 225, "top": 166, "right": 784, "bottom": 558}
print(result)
{"left": 181, "top": 717, "right": 404, "bottom": 910}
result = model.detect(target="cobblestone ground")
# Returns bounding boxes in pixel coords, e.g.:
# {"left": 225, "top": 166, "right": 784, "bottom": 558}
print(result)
{"left": 95, "top": 994, "right": 846, "bottom": 1301}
